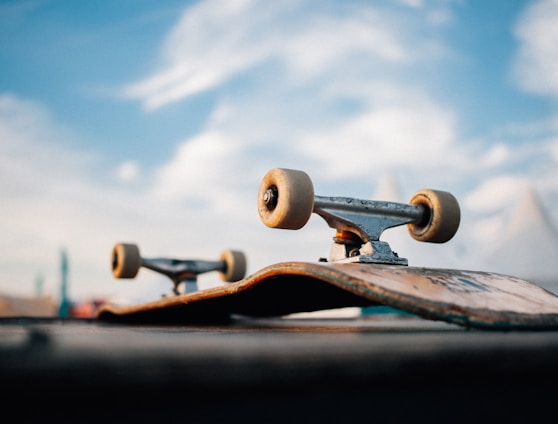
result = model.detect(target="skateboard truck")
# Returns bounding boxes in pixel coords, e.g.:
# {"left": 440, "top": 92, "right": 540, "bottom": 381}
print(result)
{"left": 111, "top": 244, "right": 247, "bottom": 295}
{"left": 258, "top": 168, "right": 461, "bottom": 266}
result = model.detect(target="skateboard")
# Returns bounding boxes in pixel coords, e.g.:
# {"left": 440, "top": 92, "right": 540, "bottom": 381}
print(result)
{"left": 110, "top": 244, "right": 247, "bottom": 295}
{"left": 98, "top": 168, "right": 558, "bottom": 330}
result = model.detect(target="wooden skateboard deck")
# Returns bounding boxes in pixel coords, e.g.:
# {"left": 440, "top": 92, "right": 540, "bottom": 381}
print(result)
{"left": 97, "top": 261, "right": 558, "bottom": 330}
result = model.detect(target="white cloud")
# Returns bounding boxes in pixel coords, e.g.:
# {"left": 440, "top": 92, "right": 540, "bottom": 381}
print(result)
{"left": 427, "top": 9, "right": 455, "bottom": 26}
{"left": 513, "top": 0, "right": 558, "bottom": 98}
{"left": 279, "top": 12, "right": 410, "bottom": 78}
{"left": 148, "top": 130, "right": 246, "bottom": 204}
{"left": 294, "top": 100, "right": 457, "bottom": 180}
{"left": 122, "top": 0, "right": 415, "bottom": 110}
{"left": 116, "top": 160, "right": 140, "bottom": 182}
{"left": 480, "top": 143, "right": 511, "bottom": 167}
{"left": 122, "top": 0, "right": 282, "bottom": 110}
{"left": 394, "top": 0, "right": 424, "bottom": 7}
{"left": 0, "top": 94, "right": 96, "bottom": 196}
{"left": 549, "top": 138, "right": 558, "bottom": 162}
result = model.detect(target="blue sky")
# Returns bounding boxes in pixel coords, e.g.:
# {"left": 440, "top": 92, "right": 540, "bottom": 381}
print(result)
{"left": 1, "top": 0, "right": 558, "bottom": 303}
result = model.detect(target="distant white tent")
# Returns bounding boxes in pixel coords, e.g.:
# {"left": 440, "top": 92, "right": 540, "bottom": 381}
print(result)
{"left": 481, "top": 187, "right": 558, "bottom": 294}
{"left": 375, "top": 173, "right": 402, "bottom": 203}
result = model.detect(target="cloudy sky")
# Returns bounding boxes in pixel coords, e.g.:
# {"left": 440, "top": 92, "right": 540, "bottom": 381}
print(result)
{"left": 1, "top": 0, "right": 558, "bottom": 303}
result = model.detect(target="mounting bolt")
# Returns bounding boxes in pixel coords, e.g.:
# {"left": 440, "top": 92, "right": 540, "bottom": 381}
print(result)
{"left": 349, "top": 248, "right": 360, "bottom": 257}
{"left": 263, "top": 187, "right": 278, "bottom": 211}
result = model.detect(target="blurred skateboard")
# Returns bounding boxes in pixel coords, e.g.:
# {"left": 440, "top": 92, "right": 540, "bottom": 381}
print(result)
{"left": 97, "top": 168, "right": 558, "bottom": 330}
{"left": 109, "top": 244, "right": 247, "bottom": 296}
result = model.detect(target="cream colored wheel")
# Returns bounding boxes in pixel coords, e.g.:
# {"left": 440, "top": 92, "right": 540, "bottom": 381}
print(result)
{"left": 407, "top": 189, "right": 461, "bottom": 243}
{"left": 111, "top": 243, "right": 141, "bottom": 278}
{"left": 257, "top": 168, "right": 315, "bottom": 230}
{"left": 219, "top": 250, "right": 247, "bottom": 282}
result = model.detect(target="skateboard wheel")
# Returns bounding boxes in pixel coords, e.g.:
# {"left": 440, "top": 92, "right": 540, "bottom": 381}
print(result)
{"left": 407, "top": 189, "right": 460, "bottom": 243}
{"left": 111, "top": 243, "right": 141, "bottom": 278}
{"left": 219, "top": 250, "right": 247, "bottom": 282}
{"left": 258, "top": 168, "right": 314, "bottom": 229}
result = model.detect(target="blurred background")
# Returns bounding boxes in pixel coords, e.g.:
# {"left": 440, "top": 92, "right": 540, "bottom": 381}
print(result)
{"left": 1, "top": 0, "right": 557, "bottom": 313}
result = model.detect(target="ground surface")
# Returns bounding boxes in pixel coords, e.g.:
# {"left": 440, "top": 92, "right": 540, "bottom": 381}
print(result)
{"left": 2, "top": 315, "right": 557, "bottom": 422}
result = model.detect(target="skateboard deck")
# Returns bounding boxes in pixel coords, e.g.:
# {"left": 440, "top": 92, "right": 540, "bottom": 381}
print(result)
{"left": 97, "top": 261, "right": 558, "bottom": 330}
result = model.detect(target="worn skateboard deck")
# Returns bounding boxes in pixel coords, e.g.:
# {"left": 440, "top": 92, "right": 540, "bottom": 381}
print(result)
{"left": 97, "top": 261, "right": 558, "bottom": 330}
